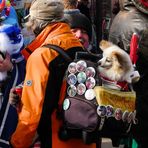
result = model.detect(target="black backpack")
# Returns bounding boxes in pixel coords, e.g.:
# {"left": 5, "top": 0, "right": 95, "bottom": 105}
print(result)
{"left": 58, "top": 52, "right": 101, "bottom": 145}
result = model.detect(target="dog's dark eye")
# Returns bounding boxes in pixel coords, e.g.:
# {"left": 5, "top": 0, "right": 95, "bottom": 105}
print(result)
{"left": 106, "top": 58, "right": 111, "bottom": 62}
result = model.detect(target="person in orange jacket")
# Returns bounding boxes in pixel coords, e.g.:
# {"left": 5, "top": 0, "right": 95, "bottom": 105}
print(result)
{"left": 9, "top": 0, "right": 97, "bottom": 148}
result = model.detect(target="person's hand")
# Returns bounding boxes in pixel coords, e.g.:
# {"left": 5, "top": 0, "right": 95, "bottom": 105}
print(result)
{"left": 9, "top": 87, "right": 22, "bottom": 112}
{"left": 0, "top": 53, "right": 13, "bottom": 72}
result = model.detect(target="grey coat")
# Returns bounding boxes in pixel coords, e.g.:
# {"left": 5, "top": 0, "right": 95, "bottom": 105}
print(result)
{"left": 109, "top": 0, "right": 148, "bottom": 146}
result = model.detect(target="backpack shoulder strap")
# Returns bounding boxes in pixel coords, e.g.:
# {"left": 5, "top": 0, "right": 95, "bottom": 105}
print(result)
{"left": 37, "top": 44, "right": 73, "bottom": 147}
{"left": 43, "top": 44, "right": 72, "bottom": 63}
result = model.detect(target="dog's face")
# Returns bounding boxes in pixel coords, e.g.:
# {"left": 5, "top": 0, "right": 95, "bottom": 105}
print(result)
{"left": 98, "top": 40, "right": 133, "bottom": 83}
{"left": 98, "top": 56, "right": 113, "bottom": 69}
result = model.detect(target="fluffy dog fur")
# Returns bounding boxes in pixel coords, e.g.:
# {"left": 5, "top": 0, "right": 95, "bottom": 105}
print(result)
{"left": 98, "top": 40, "right": 133, "bottom": 84}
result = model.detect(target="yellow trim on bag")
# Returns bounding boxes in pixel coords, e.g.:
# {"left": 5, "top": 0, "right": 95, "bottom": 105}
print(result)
{"left": 94, "top": 86, "right": 136, "bottom": 112}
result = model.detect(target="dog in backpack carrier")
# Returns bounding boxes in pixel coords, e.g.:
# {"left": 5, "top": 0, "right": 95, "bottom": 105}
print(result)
{"left": 98, "top": 40, "right": 134, "bottom": 90}
{"left": 58, "top": 42, "right": 137, "bottom": 147}
{"left": 94, "top": 40, "right": 137, "bottom": 146}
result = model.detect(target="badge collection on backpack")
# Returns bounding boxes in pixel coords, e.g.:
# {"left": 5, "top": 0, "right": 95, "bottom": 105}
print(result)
{"left": 63, "top": 60, "right": 136, "bottom": 124}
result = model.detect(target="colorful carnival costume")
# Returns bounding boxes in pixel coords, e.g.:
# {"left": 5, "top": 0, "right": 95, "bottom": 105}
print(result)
{"left": 0, "top": 24, "right": 26, "bottom": 148}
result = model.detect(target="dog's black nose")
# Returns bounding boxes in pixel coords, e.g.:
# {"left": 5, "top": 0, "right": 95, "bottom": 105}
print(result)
{"left": 97, "top": 61, "right": 101, "bottom": 66}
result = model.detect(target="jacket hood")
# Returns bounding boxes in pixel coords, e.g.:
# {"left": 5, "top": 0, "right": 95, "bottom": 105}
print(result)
{"left": 119, "top": 0, "right": 134, "bottom": 10}
{"left": 132, "top": 0, "right": 148, "bottom": 14}
{"left": 119, "top": 0, "right": 148, "bottom": 14}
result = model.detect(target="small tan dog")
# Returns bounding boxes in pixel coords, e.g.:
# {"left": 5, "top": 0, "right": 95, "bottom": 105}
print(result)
{"left": 98, "top": 40, "right": 134, "bottom": 90}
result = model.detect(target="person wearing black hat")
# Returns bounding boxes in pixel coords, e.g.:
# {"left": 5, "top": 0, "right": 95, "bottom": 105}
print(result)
{"left": 65, "top": 13, "right": 92, "bottom": 48}
{"left": 64, "top": 10, "right": 98, "bottom": 53}
{"left": 63, "top": 0, "right": 98, "bottom": 53}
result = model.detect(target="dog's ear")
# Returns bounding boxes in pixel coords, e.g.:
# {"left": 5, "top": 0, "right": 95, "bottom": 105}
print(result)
{"left": 99, "top": 40, "right": 113, "bottom": 51}
{"left": 112, "top": 51, "right": 125, "bottom": 68}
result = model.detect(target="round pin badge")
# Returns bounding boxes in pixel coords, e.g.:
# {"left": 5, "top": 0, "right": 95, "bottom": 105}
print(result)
{"left": 122, "top": 110, "right": 129, "bottom": 122}
{"left": 25, "top": 80, "right": 32, "bottom": 86}
{"left": 63, "top": 99, "right": 70, "bottom": 110}
{"left": 85, "top": 67, "right": 96, "bottom": 77}
{"left": 76, "top": 60, "right": 87, "bottom": 72}
{"left": 67, "top": 85, "right": 77, "bottom": 97}
{"left": 68, "top": 62, "right": 77, "bottom": 74}
{"left": 77, "top": 83, "right": 86, "bottom": 95}
{"left": 97, "top": 105, "right": 106, "bottom": 117}
{"left": 106, "top": 105, "right": 114, "bottom": 117}
{"left": 67, "top": 74, "right": 77, "bottom": 85}
{"left": 85, "top": 77, "right": 96, "bottom": 89}
{"left": 77, "top": 72, "right": 87, "bottom": 83}
{"left": 114, "top": 108, "right": 123, "bottom": 120}
{"left": 85, "top": 89, "right": 96, "bottom": 100}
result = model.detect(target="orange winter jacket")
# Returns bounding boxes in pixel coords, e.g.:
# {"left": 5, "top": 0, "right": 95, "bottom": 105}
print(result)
{"left": 11, "top": 22, "right": 96, "bottom": 148}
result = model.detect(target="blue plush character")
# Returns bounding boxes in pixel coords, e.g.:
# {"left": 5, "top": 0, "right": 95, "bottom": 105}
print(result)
{"left": 0, "top": 24, "right": 26, "bottom": 148}
{"left": 0, "top": 24, "right": 24, "bottom": 81}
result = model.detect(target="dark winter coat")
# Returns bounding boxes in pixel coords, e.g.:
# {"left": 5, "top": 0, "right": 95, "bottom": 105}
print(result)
{"left": 0, "top": 59, "right": 26, "bottom": 148}
{"left": 109, "top": 0, "right": 148, "bottom": 146}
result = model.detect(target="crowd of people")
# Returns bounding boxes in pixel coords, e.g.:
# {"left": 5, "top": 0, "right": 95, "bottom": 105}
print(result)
{"left": 0, "top": 0, "right": 147, "bottom": 148}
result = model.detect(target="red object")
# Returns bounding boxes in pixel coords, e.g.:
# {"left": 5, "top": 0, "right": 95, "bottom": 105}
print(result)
{"left": 140, "top": 0, "right": 148, "bottom": 8}
{"left": 130, "top": 33, "right": 139, "bottom": 65}
{"left": 100, "top": 74, "right": 129, "bottom": 91}
{"left": 15, "top": 86, "right": 22, "bottom": 97}
{"left": 5, "top": 7, "right": 11, "bottom": 16}
{"left": 0, "top": 0, "right": 5, "bottom": 12}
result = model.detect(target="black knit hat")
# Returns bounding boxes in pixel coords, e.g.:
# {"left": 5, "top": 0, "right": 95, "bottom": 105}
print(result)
{"left": 64, "top": 13, "right": 92, "bottom": 39}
